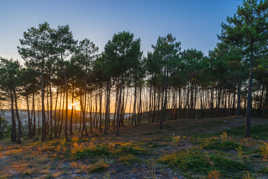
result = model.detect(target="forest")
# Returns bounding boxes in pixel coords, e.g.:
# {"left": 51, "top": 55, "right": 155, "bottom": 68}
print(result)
{"left": 0, "top": 0, "right": 268, "bottom": 178}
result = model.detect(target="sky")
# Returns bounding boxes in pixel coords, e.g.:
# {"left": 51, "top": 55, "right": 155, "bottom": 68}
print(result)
{"left": 0, "top": 0, "right": 243, "bottom": 60}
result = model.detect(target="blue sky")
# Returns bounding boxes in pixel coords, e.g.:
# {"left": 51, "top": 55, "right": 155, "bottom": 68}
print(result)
{"left": 0, "top": 0, "right": 242, "bottom": 60}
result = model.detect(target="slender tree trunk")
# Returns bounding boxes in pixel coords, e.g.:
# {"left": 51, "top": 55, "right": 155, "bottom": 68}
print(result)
{"left": 49, "top": 85, "right": 53, "bottom": 139}
{"left": 14, "top": 90, "right": 22, "bottom": 144}
{"left": 26, "top": 95, "right": 32, "bottom": 138}
{"left": 65, "top": 89, "right": 68, "bottom": 140}
{"left": 10, "top": 91, "right": 16, "bottom": 142}
{"left": 245, "top": 49, "right": 253, "bottom": 137}
{"left": 32, "top": 93, "right": 36, "bottom": 137}
{"left": 264, "top": 86, "right": 268, "bottom": 116}
{"left": 70, "top": 87, "right": 74, "bottom": 136}
{"left": 104, "top": 81, "right": 110, "bottom": 134}
{"left": 99, "top": 86, "right": 103, "bottom": 132}
{"left": 53, "top": 89, "right": 59, "bottom": 138}
{"left": 41, "top": 73, "right": 46, "bottom": 141}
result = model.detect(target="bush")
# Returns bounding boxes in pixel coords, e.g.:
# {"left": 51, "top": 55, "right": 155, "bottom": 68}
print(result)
{"left": 259, "top": 167, "right": 268, "bottom": 174}
{"left": 158, "top": 150, "right": 211, "bottom": 174}
{"left": 116, "top": 145, "right": 147, "bottom": 155}
{"left": 74, "top": 142, "right": 147, "bottom": 159}
{"left": 203, "top": 139, "right": 241, "bottom": 151}
{"left": 226, "top": 125, "right": 268, "bottom": 140}
{"left": 75, "top": 145, "right": 111, "bottom": 159}
{"left": 158, "top": 149, "right": 248, "bottom": 175}
{"left": 210, "top": 154, "right": 248, "bottom": 173}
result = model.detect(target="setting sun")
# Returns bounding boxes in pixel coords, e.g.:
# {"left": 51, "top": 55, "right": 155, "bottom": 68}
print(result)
{"left": 68, "top": 101, "right": 80, "bottom": 110}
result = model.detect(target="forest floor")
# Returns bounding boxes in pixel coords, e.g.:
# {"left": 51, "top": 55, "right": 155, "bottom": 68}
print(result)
{"left": 0, "top": 116, "right": 268, "bottom": 179}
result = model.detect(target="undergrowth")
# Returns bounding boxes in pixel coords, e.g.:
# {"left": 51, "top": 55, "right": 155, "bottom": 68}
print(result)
{"left": 158, "top": 149, "right": 248, "bottom": 176}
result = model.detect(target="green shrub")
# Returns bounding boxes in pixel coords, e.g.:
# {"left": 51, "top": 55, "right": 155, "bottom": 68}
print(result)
{"left": 115, "top": 145, "right": 147, "bottom": 155}
{"left": 226, "top": 125, "right": 268, "bottom": 140}
{"left": 118, "top": 154, "right": 140, "bottom": 164}
{"left": 74, "top": 143, "right": 147, "bottom": 159}
{"left": 259, "top": 167, "right": 268, "bottom": 174}
{"left": 210, "top": 154, "right": 248, "bottom": 172}
{"left": 158, "top": 149, "right": 248, "bottom": 175}
{"left": 203, "top": 139, "right": 241, "bottom": 151}
{"left": 75, "top": 145, "right": 111, "bottom": 159}
{"left": 158, "top": 150, "right": 211, "bottom": 174}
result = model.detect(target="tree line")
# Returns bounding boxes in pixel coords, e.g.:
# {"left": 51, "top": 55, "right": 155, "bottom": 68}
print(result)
{"left": 0, "top": 0, "right": 267, "bottom": 143}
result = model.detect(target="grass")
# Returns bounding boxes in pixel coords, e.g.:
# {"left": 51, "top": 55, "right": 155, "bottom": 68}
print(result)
{"left": 260, "top": 142, "right": 268, "bottom": 160}
{"left": 203, "top": 138, "right": 242, "bottom": 151}
{"left": 226, "top": 125, "right": 268, "bottom": 140}
{"left": 259, "top": 167, "right": 268, "bottom": 175}
{"left": 74, "top": 144, "right": 112, "bottom": 159}
{"left": 87, "top": 160, "right": 110, "bottom": 173}
{"left": 118, "top": 154, "right": 141, "bottom": 164}
{"left": 210, "top": 154, "right": 248, "bottom": 173}
{"left": 73, "top": 142, "right": 148, "bottom": 160}
{"left": 116, "top": 144, "right": 147, "bottom": 155}
{"left": 1, "top": 117, "right": 268, "bottom": 178}
{"left": 207, "top": 170, "right": 221, "bottom": 179}
{"left": 158, "top": 149, "right": 248, "bottom": 176}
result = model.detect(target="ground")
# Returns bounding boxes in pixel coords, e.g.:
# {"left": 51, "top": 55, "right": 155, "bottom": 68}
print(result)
{"left": 0, "top": 116, "right": 268, "bottom": 179}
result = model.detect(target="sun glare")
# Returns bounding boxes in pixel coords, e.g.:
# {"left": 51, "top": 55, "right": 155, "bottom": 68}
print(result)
{"left": 68, "top": 101, "right": 80, "bottom": 110}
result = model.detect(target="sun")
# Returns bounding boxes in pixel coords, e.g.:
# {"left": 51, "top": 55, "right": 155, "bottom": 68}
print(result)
{"left": 68, "top": 101, "right": 80, "bottom": 110}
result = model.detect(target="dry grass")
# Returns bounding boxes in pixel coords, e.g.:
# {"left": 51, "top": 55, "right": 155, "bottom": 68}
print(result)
{"left": 208, "top": 170, "right": 221, "bottom": 179}
{"left": 0, "top": 117, "right": 268, "bottom": 178}
{"left": 260, "top": 142, "right": 268, "bottom": 160}
{"left": 87, "top": 159, "right": 110, "bottom": 173}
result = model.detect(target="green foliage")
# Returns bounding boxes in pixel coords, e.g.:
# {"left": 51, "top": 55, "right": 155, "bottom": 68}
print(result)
{"left": 118, "top": 154, "right": 141, "bottom": 165}
{"left": 226, "top": 125, "right": 268, "bottom": 140}
{"left": 116, "top": 145, "right": 147, "bottom": 155}
{"left": 74, "top": 143, "right": 147, "bottom": 160}
{"left": 203, "top": 139, "right": 242, "bottom": 151}
{"left": 210, "top": 154, "right": 248, "bottom": 173}
{"left": 75, "top": 145, "right": 111, "bottom": 159}
{"left": 259, "top": 167, "right": 268, "bottom": 175}
{"left": 158, "top": 149, "right": 248, "bottom": 175}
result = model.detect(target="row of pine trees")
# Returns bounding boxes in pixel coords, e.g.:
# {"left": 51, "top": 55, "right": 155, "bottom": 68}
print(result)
{"left": 0, "top": 0, "right": 267, "bottom": 143}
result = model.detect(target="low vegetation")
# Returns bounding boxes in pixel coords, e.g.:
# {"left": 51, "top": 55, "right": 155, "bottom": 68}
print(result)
{"left": 0, "top": 117, "right": 267, "bottom": 178}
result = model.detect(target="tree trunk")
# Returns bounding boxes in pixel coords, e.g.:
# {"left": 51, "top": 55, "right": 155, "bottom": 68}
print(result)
{"left": 41, "top": 73, "right": 46, "bottom": 141}
{"left": 10, "top": 91, "right": 16, "bottom": 142}
{"left": 245, "top": 50, "right": 253, "bottom": 137}
{"left": 26, "top": 95, "right": 32, "bottom": 138}
{"left": 14, "top": 90, "right": 22, "bottom": 144}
